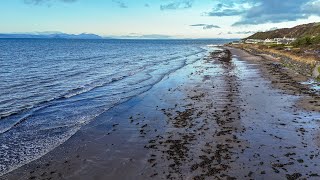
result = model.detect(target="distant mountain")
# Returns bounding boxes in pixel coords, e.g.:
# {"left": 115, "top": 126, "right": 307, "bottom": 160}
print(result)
{"left": 246, "top": 22, "right": 320, "bottom": 39}
{"left": 0, "top": 33, "right": 103, "bottom": 39}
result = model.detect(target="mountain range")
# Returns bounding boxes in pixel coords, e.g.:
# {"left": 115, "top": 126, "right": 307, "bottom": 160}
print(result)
{"left": 0, "top": 33, "right": 103, "bottom": 39}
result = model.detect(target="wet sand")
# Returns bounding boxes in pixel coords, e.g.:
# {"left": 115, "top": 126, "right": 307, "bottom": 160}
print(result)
{"left": 2, "top": 47, "right": 320, "bottom": 180}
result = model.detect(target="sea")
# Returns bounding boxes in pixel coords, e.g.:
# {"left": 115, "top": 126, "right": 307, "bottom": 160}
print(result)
{"left": 0, "top": 38, "right": 232, "bottom": 175}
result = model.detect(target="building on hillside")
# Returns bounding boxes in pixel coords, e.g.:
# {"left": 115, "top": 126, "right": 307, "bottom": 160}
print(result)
{"left": 263, "top": 38, "right": 277, "bottom": 44}
{"left": 245, "top": 39, "right": 264, "bottom": 44}
{"left": 231, "top": 40, "right": 244, "bottom": 45}
{"left": 244, "top": 37, "right": 297, "bottom": 45}
{"left": 274, "top": 37, "right": 296, "bottom": 45}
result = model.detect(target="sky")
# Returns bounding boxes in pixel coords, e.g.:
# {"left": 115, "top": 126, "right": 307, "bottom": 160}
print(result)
{"left": 1, "top": 0, "right": 320, "bottom": 38}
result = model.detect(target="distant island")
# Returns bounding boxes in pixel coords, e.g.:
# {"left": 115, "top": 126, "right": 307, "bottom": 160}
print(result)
{"left": 0, "top": 33, "right": 176, "bottom": 40}
{"left": 0, "top": 33, "right": 103, "bottom": 39}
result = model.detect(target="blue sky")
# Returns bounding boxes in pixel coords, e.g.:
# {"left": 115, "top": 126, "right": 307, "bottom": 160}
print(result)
{"left": 1, "top": 0, "right": 320, "bottom": 38}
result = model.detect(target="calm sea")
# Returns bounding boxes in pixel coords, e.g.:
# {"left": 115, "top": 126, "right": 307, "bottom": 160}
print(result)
{"left": 0, "top": 39, "right": 231, "bottom": 175}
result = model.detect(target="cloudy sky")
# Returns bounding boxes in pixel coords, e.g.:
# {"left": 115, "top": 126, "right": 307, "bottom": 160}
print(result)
{"left": 1, "top": 0, "right": 320, "bottom": 38}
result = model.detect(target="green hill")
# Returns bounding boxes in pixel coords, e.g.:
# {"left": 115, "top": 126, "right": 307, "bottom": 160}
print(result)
{"left": 246, "top": 22, "right": 320, "bottom": 40}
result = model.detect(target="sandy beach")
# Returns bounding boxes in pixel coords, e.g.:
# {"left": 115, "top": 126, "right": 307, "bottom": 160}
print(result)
{"left": 2, "top": 46, "right": 320, "bottom": 180}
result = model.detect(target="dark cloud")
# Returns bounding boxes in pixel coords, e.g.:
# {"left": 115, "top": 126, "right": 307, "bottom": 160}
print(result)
{"left": 190, "top": 24, "right": 207, "bottom": 26}
{"left": 112, "top": 0, "right": 128, "bottom": 8}
{"left": 24, "top": 0, "right": 77, "bottom": 5}
{"left": 145, "top": 3, "right": 150, "bottom": 7}
{"left": 206, "top": 0, "right": 320, "bottom": 26}
{"left": 190, "top": 24, "right": 221, "bottom": 29}
{"left": 160, "top": 0, "right": 194, "bottom": 10}
{"left": 233, "top": 0, "right": 308, "bottom": 26}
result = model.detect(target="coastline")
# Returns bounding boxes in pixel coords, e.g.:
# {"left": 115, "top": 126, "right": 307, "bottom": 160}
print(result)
{"left": 226, "top": 45, "right": 320, "bottom": 112}
{"left": 228, "top": 44, "right": 319, "bottom": 78}
{"left": 2, "top": 46, "right": 320, "bottom": 179}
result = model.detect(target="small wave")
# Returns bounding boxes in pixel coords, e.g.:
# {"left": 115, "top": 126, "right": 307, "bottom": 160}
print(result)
{"left": 301, "top": 79, "right": 320, "bottom": 92}
{"left": 62, "top": 74, "right": 131, "bottom": 99}
{"left": 0, "top": 105, "right": 48, "bottom": 134}
{"left": 0, "top": 67, "right": 146, "bottom": 131}
{"left": 207, "top": 44, "right": 222, "bottom": 47}
{"left": 51, "top": 54, "right": 107, "bottom": 64}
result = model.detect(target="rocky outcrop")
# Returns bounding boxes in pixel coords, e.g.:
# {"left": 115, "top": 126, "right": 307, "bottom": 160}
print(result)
{"left": 210, "top": 49, "right": 232, "bottom": 62}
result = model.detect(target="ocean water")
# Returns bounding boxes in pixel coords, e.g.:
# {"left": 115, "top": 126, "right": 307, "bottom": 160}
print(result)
{"left": 0, "top": 39, "right": 230, "bottom": 175}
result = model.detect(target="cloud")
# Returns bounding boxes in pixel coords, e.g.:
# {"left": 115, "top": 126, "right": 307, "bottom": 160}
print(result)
{"left": 160, "top": 0, "right": 194, "bottom": 10}
{"left": 190, "top": 24, "right": 221, "bottom": 29}
{"left": 144, "top": 3, "right": 150, "bottom": 7}
{"left": 302, "top": 0, "right": 320, "bottom": 15}
{"left": 233, "top": 0, "right": 309, "bottom": 26}
{"left": 205, "top": 1, "right": 251, "bottom": 16}
{"left": 112, "top": 0, "right": 128, "bottom": 8}
{"left": 226, "top": 27, "right": 280, "bottom": 35}
{"left": 207, "top": 9, "right": 245, "bottom": 17}
{"left": 206, "top": 0, "right": 320, "bottom": 26}
{"left": 267, "top": 27, "right": 278, "bottom": 31}
{"left": 24, "top": 0, "right": 77, "bottom": 5}
{"left": 228, "top": 31, "right": 258, "bottom": 34}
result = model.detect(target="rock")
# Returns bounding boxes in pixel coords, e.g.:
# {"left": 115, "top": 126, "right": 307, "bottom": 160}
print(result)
{"left": 210, "top": 49, "right": 232, "bottom": 62}
{"left": 312, "top": 64, "right": 320, "bottom": 79}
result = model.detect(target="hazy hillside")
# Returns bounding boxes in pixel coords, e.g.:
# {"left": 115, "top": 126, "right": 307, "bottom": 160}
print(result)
{"left": 247, "top": 22, "right": 320, "bottom": 39}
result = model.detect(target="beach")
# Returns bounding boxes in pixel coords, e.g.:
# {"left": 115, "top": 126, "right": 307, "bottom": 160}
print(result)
{"left": 2, "top": 46, "right": 320, "bottom": 180}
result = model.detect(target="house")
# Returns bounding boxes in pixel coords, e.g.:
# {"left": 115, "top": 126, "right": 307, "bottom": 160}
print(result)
{"left": 264, "top": 38, "right": 277, "bottom": 44}
{"left": 231, "top": 40, "right": 244, "bottom": 45}
{"left": 244, "top": 37, "right": 296, "bottom": 45}
{"left": 274, "top": 37, "right": 296, "bottom": 45}
{"left": 245, "top": 39, "right": 264, "bottom": 44}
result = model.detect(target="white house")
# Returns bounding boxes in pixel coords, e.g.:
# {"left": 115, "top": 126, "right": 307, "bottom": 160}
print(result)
{"left": 264, "top": 38, "right": 277, "bottom": 44}
{"left": 245, "top": 39, "right": 264, "bottom": 44}
{"left": 245, "top": 37, "right": 296, "bottom": 45}
{"left": 274, "top": 37, "right": 296, "bottom": 45}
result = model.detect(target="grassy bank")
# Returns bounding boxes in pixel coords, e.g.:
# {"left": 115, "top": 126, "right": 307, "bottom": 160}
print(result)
{"left": 229, "top": 44, "right": 320, "bottom": 78}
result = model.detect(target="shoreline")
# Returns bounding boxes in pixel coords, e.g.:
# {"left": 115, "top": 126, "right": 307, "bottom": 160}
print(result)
{"left": 226, "top": 46, "right": 320, "bottom": 112}
{"left": 2, "top": 46, "right": 320, "bottom": 179}
{"left": 228, "top": 44, "right": 319, "bottom": 78}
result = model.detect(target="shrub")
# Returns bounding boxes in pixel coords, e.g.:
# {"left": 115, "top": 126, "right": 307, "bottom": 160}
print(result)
{"left": 293, "top": 35, "right": 320, "bottom": 47}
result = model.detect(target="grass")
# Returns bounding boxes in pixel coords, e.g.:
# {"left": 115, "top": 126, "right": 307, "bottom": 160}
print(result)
{"left": 233, "top": 44, "right": 318, "bottom": 66}
{"left": 267, "top": 49, "right": 317, "bottom": 65}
